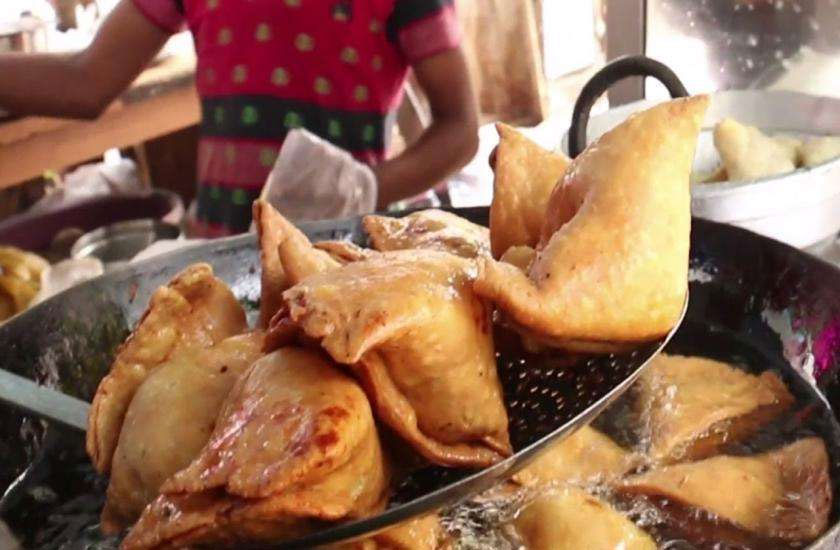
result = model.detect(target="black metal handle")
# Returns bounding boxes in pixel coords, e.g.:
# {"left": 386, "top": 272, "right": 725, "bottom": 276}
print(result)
{"left": 568, "top": 55, "right": 689, "bottom": 158}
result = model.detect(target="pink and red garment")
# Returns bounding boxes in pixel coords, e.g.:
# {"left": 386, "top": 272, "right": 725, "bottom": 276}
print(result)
{"left": 132, "top": 0, "right": 461, "bottom": 235}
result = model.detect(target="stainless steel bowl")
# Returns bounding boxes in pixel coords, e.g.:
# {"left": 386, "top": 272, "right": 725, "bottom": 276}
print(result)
{"left": 561, "top": 90, "right": 840, "bottom": 249}
{"left": 70, "top": 219, "right": 181, "bottom": 268}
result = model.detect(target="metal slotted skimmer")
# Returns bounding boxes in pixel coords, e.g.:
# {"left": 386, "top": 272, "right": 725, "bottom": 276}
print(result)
{"left": 0, "top": 206, "right": 682, "bottom": 549}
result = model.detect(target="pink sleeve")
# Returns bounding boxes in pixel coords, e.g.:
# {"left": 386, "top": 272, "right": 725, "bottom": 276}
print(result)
{"left": 131, "top": 0, "right": 185, "bottom": 33}
{"left": 397, "top": 4, "right": 462, "bottom": 64}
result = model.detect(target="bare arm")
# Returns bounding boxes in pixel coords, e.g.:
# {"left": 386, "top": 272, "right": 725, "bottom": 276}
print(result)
{"left": 374, "top": 47, "right": 479, "bottom": 207}
{"left": 0, "top": 0, "right": 169, "bottom": 119}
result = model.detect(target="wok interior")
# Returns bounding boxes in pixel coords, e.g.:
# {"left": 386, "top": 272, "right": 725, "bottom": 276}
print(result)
{"left": 2, "top": 96, "right": 840, "bottom": 550}
{"left": 1, "top": 214, "right": 840, "bottom": 549}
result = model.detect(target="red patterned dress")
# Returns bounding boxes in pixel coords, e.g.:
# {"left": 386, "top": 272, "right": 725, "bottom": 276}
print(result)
{"left": 132, "top": 0, "right": 461, "bottom": 236}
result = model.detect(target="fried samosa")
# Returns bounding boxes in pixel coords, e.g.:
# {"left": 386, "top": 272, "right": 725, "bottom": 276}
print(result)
{"left": 87, "top": 263, "right": 246, "bottom": 473}
{"left": 0, "top": 246, "right": 49, "bottom": 284}
{"left": 363, "top": 209, "right": 490, "bottom": 259}
{"left": 122, "top": 347, "right": 388, "bottom": 550}
{"left": 269, "top": 200, "right": 342, "bottom": 282}
{"left": 474, "top": 96, "right": 708, "bottom": 350}
{"left": 489, "top": 123, "right": 570, "bottom": 259}
{"left": 333, "top": 515, "right": 445, "bottom": 550}
{"left": 513, "top": 487, "right": 656, "bottom": 550}
{"left": 637, "top": 354, "right": 793, "bottom": 464}
{"left": 278, "top": 249, "right": 511, "bottom": 467}
{"left": 714, "top": 118, "right": 799, "bottom": 181}
{"left": 254, "top": 199, "right": 289, "bottom": 327}
{"left": 499, "top": 245, "right": 536, "bottom": 272}
{"left": 314, "top": 240, "right": 378, "bottom": 264}
{"left": 512, "top": 425, "right": 638, "bottom": 487}
{"left": 617, "top": 437, "right": 832, "bottom": 542}
{"left": 101, "top": 332, "right": 265, "bottom": 532}
{"left": 257, "top": 198, "right": 372, "bottom": 328}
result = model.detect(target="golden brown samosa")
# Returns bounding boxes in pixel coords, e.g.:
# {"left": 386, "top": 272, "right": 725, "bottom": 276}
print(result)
{"left": 617, "top": 437, "right": 832, "bottom": 543}
{"left": 278, "top": 249, "right": 511, "bottom": 467}
{"left": 474, "top": 96, "right": 708, "bottom": 350}
{"left": 87, "top": 263, "right": 246, "bottom": 473}
{"left": 100, "top": 332, "right": 264, "bottom": 532}
{"left": 637, "top": 354, "right": 793, "bottom": 464}
{"left": 121, "top": 347, "right": 388, "bottom": 550}
{"left": 499, "top": 245, "right": 536, "bottom": 272}
{"left": 254, "top": 199, "right": 289, "bottom": 327}
{"left": 314, "top": 240, "right": 378, "bottom": 264}
{"left": 489, "top": 123, "right": 570, "bottom": 259}
{"left": 333, "top": 515, "right": 445, "bottom": 550}
{"left": 270, "top": 201, "right": 342, "bottom": 283}
{"left": 512, "top": 425, "right": 638, "bottom": 487}
{"left": 513, "top": 487, "right": 656, "bottom": 550}
{"left": 363, "top": 209, "right": 490, "bottom": 259}
{"left": 255, "top": 199, "right": 350, "bottom": 327}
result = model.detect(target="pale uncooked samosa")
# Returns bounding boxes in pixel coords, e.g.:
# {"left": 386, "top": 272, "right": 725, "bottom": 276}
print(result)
{"left": 278, "top": 249, "right": 511, "bottom": 467}
{"left": 617, "top": 438, "right": 832, "bottom": 543}
{"left": 489, "top": 123, "right": 570, "bottom": 259}
{"left": 101, "top": 332, "right": 265, "bottom": 532}
{"left": 800, "top": 136, "right": 840, "bottom": 167}
{"left": 637, "top": 354, "right": 793, "bottom": 464}
{"left": 475, "top": 96, "right": 708, "bottom": 350}
{"left": 363, "top": 209, "right": 490, "bottom": 259}
{"left": 713, "top": 117, "right": 799, "bottom": 181}
{"left": 122, "top": 348, "right": 388, "bottom": 550}
{"left": 513, "top": 487, "right": 656, "bottom": 550}
{"left": 512, "top": 425, "right": 638, "bottom": 487}
{"left": 86, "top": 263, "right": 246, "bottom": 473}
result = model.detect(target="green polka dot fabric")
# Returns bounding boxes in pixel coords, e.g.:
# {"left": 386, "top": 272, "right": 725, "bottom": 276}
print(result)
{"left": 259, "top": 147, "right": 278, "bottom": 167}
{"left": 230, "top": 188, "right": 249, "bottom": 205}
{"left": 340, "top": 47, "right": 359, "bottom": 64}
{"left": 362, "top": 124, "right": 376, "bottom": 143}
{"left": 271, "top": 67, "right": 289, "bottom": 86}
{"left": 165, "top": 0, "right": 463, "bottom": 236}
{"left": 284, "top": 111, "right": 303, "bottom": 129}
{"left": 294, "top": 33, "right": 314, "bottom": 51}
{"left": 241, "top": 105, "right": 259, "bottom": 125}
{"left": 327, "top": 119, "right": 342, "bottom": 138}
{"left": 255, "top": 23, "right": 271, "bottom": 42}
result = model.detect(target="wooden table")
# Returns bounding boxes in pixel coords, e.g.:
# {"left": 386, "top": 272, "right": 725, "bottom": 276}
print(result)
{"left": 0, "top": 54, "right": 199, "bottom": 190}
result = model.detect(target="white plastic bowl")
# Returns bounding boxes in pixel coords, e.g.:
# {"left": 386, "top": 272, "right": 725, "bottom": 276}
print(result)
{"left": 561, "top": 90, "right": 840, "bottom": 249}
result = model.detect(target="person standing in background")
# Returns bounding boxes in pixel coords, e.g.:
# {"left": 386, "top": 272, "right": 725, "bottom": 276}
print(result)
{"left": 0, "top": 0, "right": 479, "bottom": 236}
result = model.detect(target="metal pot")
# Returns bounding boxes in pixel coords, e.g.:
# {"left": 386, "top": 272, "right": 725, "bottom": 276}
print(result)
{"left": 0, "top": 190, "right": 183, "bottom": 261}
{"left": 70, "top": 219, "right": 181, "bottom": 268}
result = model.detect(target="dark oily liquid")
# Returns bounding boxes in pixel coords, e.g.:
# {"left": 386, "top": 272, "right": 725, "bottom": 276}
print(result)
{"left": 4, "top": 321, "right": 840, "bottom": 549}
{"left": 443, "top": 320, "right": 840, "bottom": 550}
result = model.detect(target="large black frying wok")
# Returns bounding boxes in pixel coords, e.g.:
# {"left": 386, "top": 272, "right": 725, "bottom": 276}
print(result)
{"left": 0, "top": 208, "right": 839, "bottom": 549}
{"left": 4, "top": 57, "right": 840, "bottom": 548}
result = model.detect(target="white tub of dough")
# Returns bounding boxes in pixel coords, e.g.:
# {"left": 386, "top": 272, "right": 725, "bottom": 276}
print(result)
{"left": 561, "top": 90, "right": 840, "bottom": 249}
